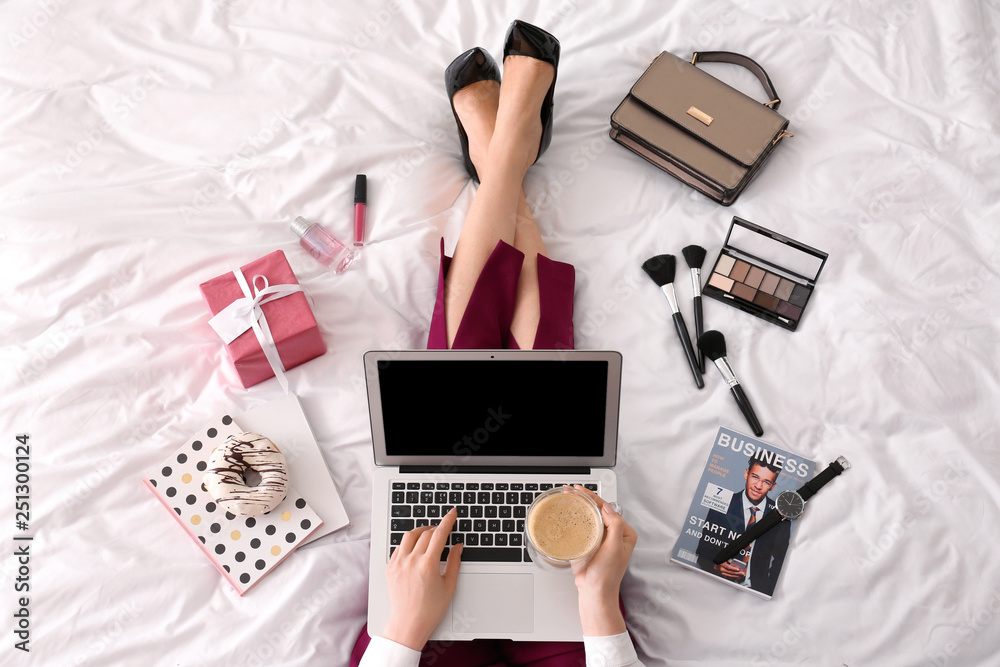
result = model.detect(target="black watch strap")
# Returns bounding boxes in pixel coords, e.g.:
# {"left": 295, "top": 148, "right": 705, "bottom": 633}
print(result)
{"left": 798, "top": 458, "right": 848, "bottom": 501}
{"left": 713, "top": 509, "right": 782, "bottom": 564}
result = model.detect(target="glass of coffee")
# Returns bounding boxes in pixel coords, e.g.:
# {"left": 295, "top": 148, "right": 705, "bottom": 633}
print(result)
{"left": 525, "top": 486, "right": 604, "bottom": 570}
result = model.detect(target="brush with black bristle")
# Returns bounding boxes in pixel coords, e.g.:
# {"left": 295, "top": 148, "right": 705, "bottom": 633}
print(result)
{"left": 682, "top": 245, "right": 707, "bottom": 374}
{"left": 697, "top": 330, "right": 763, "bottom": 436}
{"left": 642, "top": 254, "right": 704, "bottom": 389}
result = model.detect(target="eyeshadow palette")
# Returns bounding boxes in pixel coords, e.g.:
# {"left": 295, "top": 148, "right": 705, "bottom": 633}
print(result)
{"left": 703, "top": 217, "right": 828, "bottom": 331}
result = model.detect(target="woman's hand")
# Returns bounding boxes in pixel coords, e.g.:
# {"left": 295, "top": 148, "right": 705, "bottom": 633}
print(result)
{"left": 381, "top": 508, "right": 464, "bottom": 651}
{"left": 571, "top": 486, "right": 638, "bottom": 636}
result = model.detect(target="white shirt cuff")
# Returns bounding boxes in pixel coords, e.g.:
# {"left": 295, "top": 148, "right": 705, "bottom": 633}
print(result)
{"left": 357, "top": 635, "right": 421, "bottom": 667}
{"left": 583, "top": 631, "right": 641, "bottom": 667}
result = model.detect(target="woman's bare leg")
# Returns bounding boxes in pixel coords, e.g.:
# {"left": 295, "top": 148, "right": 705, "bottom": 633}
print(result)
{"left": 508, "top": 193, "right": 547, "bottom": 347}
{"left": 445, "top": 56, "right": 554, "bottom": 347}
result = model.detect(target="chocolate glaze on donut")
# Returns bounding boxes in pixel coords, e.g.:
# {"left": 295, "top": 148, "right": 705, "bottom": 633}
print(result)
{"left": 203, "top": 432, "right": 288, "bottom": 517}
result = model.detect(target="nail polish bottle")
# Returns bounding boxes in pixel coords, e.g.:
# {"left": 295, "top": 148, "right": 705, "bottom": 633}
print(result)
{"left": 290, "top": 216, "right": 356, "bottom": 274}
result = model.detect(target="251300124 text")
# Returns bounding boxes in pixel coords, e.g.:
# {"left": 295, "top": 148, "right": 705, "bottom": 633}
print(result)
{"left": 14, "top": 433, "right": 32, "bottom": 653}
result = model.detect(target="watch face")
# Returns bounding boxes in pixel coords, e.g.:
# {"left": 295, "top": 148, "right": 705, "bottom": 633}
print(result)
{"left": 776, "top": 490, "right": 805, "bottom": 519}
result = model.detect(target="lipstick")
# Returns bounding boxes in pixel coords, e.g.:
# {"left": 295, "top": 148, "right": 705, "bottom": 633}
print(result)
{"left": 354, "top": 174, "right": 367, "bottom": 247}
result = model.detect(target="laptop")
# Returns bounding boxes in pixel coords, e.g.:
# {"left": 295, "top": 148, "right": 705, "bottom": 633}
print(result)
{"left": 365, "top": 349, "right": 623, "bottom": 642}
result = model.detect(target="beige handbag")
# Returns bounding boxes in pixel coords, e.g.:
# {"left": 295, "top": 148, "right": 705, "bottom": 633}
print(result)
{"left": 610, "top": 51, "right": 792, "bottom": 206}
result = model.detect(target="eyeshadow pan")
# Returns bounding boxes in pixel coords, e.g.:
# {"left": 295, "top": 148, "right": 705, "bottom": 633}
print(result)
{"left": 708, "top": 273, "right": 735, "bottom": 292}
{"left": 729, "top": 260, "right": 751, "bottom": 282}
{"left": 776, "top": 301, "right": 802, "bottom": 320}
{"left": 744, "top": 266, "right": 765, "bottom": 289}
{"left": 715, "top": 254, "right": 736, "bottom": 276}
{"left": 752, "top": 292, "right": 780, "bottom": 311}
{"left": 731, "top": 282, "right": 757, "bottom": 302}
{"left": 703, "top": 216, "right": 828, "bottom": 332}
{"left": 759, "top": 273, "right": 780, "bottom": 295}
{"left": 774, "top": 278, "right": 795, "bottom": 301}
{"left": 788, "top": 284, "right": 811, "bottom": 307}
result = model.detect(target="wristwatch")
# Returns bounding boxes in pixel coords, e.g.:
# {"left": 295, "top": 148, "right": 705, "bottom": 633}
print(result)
{"left": 713, "top": 456, "right": 851, "bottom": 565}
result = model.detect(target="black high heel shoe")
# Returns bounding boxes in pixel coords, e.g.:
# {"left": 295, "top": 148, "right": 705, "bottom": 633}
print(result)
{"left": 445, "top": 47, "right": 501, "bottom": 183}
{"left": 503, "top": 19, "right": 560, "bottom": 165}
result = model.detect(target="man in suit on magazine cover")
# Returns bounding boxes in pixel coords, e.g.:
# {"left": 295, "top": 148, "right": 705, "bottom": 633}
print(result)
{"left": 696, "top": 451, "right": 791, "bottom": 596}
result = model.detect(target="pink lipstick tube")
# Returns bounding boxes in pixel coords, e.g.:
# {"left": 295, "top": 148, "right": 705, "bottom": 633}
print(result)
{"left": 354, "top": 174, "right": 366, "bottom": 247}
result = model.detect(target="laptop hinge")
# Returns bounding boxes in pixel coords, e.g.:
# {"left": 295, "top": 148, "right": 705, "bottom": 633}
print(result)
{"left": 399, "top": 465, "right": 592, "bottom": 475}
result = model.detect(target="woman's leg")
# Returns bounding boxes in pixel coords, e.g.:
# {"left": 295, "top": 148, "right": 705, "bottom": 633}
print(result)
{"left": 445, "top": 56, "right": 555, "bottom": 348}
{"left": 508, "top": 192, "right": 547, "bottom": 348}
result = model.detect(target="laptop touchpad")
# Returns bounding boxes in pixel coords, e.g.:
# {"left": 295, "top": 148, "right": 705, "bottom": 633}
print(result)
{"left": 452, "top": 573, "right": 533, "bottom": 634}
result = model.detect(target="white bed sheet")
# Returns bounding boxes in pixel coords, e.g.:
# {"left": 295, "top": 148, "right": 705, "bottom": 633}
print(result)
{"left": 2, "top": 1, "right": 999, "bottom": 665}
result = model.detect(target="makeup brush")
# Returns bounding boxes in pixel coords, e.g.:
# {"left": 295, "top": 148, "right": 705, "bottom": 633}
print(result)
{"left": 697, "top": 330, "right": 763, "bottom": 436}
{"left": 642, "top": 254, "right": 704, "bottom": 389}
{"left": 682, "top": 245, "right": 707, "bottom": 374}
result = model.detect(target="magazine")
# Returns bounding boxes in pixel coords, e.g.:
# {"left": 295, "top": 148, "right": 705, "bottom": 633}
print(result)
{"left": 670, "top": 426, "right": 816, "bottom": 600}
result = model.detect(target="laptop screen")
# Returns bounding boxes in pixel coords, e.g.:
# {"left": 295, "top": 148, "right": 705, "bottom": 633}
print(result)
{"left": 365, "top": 350, "right": 621, "bottom": 468}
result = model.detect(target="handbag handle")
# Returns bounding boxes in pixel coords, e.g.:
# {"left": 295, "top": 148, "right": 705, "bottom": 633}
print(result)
{"left": 690, "top": 51, "right": 781, "bottom": 110}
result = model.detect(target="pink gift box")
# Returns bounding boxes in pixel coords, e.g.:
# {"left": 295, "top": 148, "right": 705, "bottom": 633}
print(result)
{"left": 199, "top": 250, "right": 326, "bottom": 388}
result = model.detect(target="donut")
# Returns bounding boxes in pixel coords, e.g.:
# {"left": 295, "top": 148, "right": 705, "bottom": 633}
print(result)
{"left": 203, "top": 432, "right": 288, "bottom": 517}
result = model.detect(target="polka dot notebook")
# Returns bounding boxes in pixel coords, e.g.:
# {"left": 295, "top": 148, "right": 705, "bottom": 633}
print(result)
{"left": 143, "top": 412, "right": 323, "bottom": 595}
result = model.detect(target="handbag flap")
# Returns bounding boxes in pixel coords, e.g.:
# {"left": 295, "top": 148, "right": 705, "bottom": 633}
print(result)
{"left": 631, "top": 52, "right": 787, "bottom": 167}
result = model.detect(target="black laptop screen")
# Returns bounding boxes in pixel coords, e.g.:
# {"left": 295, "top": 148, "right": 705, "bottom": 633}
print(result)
{"left": 377, "top": 360, "right": 608, "bottom": 457}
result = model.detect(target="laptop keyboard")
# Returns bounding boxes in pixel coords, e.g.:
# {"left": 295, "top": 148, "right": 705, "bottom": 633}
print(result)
{"left": 388, "top": 481, "right": 599, "bottom": 563}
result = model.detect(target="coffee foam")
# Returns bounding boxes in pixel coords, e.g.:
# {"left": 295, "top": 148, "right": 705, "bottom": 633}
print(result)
{"left": 527, "top": 493, "right": 601, "bottom": 561}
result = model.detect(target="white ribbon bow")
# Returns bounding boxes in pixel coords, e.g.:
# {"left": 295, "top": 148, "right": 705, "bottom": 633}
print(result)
{"left": 208, "top": 269, "right": 304, "bottom": 393}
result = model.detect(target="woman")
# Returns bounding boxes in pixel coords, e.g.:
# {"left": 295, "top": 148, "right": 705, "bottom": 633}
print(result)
{"left": 352, "top": 20, "right": 644, "bottom": 666}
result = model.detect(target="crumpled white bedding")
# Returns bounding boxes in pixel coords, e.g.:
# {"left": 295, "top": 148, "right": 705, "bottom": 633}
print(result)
{"left": 2, "top": 1, "right": 999, "bottom": 665}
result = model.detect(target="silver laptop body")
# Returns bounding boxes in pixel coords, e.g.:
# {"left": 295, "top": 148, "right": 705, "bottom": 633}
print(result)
{"left": 365, "top": 349, "right": 622, "bottom": 642}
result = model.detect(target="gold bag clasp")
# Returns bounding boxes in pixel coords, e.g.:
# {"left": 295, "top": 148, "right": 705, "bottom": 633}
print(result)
{"left": 686, "top": 106, "right": 714, "bottom": 126}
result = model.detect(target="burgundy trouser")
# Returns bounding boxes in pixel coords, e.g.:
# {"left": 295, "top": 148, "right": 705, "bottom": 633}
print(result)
{"left": 426, "top": 239, "right": 575, "bottom": 351}
{"left": 350, "top": 239, "right": 584, "bottom": 666}
{"left": 349, "top": 632, "right": 590, "bottom": 667}
{"left": 349, "top": 603, "right": 627, "bottom": 667}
